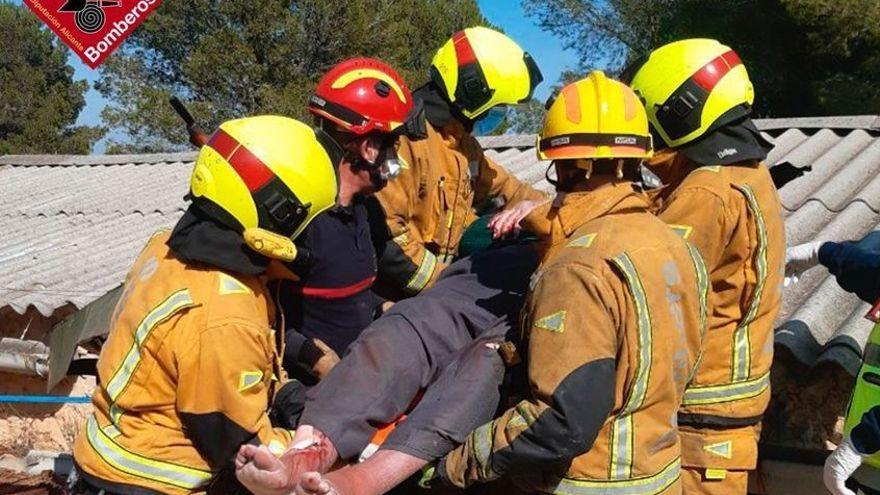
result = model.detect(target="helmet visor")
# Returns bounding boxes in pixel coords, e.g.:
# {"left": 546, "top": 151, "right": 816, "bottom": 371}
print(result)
{"left": 472, "top": 105, "right": 508, "bottom": 136}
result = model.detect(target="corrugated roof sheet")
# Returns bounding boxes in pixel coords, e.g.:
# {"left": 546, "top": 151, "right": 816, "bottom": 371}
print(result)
{"left": 0, "top": 154, "right": 193, "bottom": 316}
{"left": 2, "top": 118, "right": 879, "bottom": 367}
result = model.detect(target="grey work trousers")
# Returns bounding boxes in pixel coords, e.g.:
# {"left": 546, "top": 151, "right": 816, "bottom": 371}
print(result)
{"left": 299, "top": 243, "right": 537, "bottom": 461}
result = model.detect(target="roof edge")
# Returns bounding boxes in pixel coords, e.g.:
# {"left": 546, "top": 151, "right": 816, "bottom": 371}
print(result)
{"left": 754, "top": 115, "right": 880, "bottom": 132}
{"left": 0, "top": 151, "right": 198, "bottom": 167}
{"left": 476, "top": 134, "right": 537, "bottom": 149}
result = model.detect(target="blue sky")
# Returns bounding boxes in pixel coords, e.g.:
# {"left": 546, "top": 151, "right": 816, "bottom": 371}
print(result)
{"left": 19, "top": 0, "right": 578, "bottom": 152}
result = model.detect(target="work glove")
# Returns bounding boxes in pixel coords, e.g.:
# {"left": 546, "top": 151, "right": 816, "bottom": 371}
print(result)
{"left": 309, "top": 338, "right": 340, "bottom": 380}
{"left": 824, "top": 436, "right": 864, "bottom": 495}
{"left": 784, "top": 241, "right": 824, "bottom": 287}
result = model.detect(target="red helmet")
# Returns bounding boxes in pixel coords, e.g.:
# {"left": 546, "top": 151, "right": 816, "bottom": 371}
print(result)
{"left": 309, "top": 58, "right": 415, "bottom": 135}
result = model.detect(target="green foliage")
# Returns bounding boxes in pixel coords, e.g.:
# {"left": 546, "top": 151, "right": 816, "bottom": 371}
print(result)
{"left": 98, "top": 0, "right": 488, "bottom": 152}
{"left": 524, "top": 0, "right": 880, "bottom": 117}
{"left": 506, "top": 70, "right": 581, "bottom": 134}
{"left": 0, "top": 1, "right": 104, "bottom": 154}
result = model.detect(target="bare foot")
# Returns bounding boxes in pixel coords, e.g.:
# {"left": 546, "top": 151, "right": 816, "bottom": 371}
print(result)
{"left": 295, "top": 472, "right": 337, "bottom": 495}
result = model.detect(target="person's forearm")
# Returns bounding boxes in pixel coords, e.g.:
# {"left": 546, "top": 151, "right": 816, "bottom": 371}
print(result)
{"left": 322, "top": 450, "right": 427, "bottom": 495}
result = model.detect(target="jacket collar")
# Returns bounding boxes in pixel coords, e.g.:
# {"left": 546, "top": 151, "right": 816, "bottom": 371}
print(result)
{"left": 552, "top": 182, "right": 649, "bottom": 237}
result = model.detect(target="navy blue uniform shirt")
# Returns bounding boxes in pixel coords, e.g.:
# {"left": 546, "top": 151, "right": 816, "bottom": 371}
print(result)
{"left": 280, "top": 200, "right": 382, "bottom": 375}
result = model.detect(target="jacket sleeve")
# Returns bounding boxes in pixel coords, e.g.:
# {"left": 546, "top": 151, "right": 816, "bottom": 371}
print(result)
{"left": 176, "top": 322, "right": 293, "bottom": 469}
{"left": 819, "top": 231, "right": 880, "bottom": 304}
{"left": 440, "top": 264, "right": 619, "bottom": 487}
{"left": 470, "top": 137, "right": 547, "bottom": 207}
{"left": 657, "top": 186, "right": 731, "bottom": 270}
{"left": 374, "top": 137, "right": 443, "bottom": 295}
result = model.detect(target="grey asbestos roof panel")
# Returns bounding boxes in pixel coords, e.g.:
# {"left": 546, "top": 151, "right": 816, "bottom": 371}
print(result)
{"left": 1, "top": 117, "right": 879, "bottom": 369}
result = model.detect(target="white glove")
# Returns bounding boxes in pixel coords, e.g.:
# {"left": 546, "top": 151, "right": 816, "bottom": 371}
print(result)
{"left": 824, "top": 436, "right": 864, "bottom": 495}
{"left": 784, "top": 241, "right": 824, "bottom": 287}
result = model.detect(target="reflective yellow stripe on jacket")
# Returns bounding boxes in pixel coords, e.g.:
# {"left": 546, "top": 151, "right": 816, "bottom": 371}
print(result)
{"left": 405, "top": 250, "right": 438, "bottom": 294}
{"left": 105, "top": 289, "right": 194, "bottom": 423}
{"left": 609, "top": 254, "right": 652, "bottom": 480}
{"left": 730, "top": 184, "right": 767, "bottom": 382}
{"left": 553, "top": 458, "right": 681, "bottom": 495}
{"left": 85, "top": 415, "right": 211, "bottom": 490}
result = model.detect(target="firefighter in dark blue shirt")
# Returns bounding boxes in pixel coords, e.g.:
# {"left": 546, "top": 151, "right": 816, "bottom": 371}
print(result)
{"left": 277, "top": 58, "right": 423, "bottom": 384}
{"left": 786, "top": 231, "right": 880, "bottom": 494}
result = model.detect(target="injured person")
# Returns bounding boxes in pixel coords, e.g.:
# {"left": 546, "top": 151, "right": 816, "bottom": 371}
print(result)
{"left": 236, "top": 241, "right": 539, "bottom": 495}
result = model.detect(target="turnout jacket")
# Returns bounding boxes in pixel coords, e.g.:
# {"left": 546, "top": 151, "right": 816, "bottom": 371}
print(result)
{"left": 442, "top": 183, "right": 709, "bottom": 494}
{"left": 374, "top": 119, "right": 545, "bottom": 296}
{"left": 73, "top": 232, "right": 293, "bottom": 495}
{"left": 648, "top": 150, "right": 784, "bottom": 427}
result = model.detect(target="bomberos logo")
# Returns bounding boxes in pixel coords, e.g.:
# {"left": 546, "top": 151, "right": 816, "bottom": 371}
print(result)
{"left": 24, "top": 0, "right": 162, "bottom": 69}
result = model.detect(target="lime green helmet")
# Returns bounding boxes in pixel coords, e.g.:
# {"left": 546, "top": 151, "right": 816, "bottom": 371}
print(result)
{"left": 430, "top": 26, "right": 543, "bottom": 120}
{"left": 621, "top": 39, "right": 754, "bottom": 148}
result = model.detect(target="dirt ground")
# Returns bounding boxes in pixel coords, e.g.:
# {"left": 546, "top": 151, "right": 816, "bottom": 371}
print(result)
{"left": 0, "top": 469, "right": 65, "bottom": 495}
{"left": 0, "top": 374, "right": 94, "bottom": 458}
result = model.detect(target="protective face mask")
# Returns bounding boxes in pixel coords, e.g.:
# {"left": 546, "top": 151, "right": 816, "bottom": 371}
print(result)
{"left": 472, "top": 105, "right": 508, "bottom": 136}
{"left": 351, "top": 139, "right": 401, "bottom": 191}
{"left": 374, "top": 143, "right": 402, "bottom": 182}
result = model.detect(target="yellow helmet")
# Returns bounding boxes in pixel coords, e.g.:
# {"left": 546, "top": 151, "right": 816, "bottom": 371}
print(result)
{"left": 430, "top": 26, "right": 543, "bottom": 119}
{"left": 621, "top": 38, "right": 754, "bottom": 148}
{"left": 538, "top": 71, "right": 652, "bottom": 165}
{"left": 190, "top": 115, "right": 340, "bottom": 261}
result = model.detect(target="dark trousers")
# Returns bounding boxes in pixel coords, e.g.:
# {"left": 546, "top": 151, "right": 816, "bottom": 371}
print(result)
{"left": 299, "top": 244, "right": 537, "bottom": 461}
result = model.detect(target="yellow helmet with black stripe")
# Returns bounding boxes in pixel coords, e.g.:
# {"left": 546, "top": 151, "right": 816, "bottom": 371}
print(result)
{"left": 190, "top": 115, "right": 340, "bottom": 261}
{"left": 538, "top": 71, "right": 652, "bottom": 165}
{"left": 621, "top": 38, "right": 754, "bottom": 148}
{"left": 430, "top": 26, "right": 543, "bottom": 119}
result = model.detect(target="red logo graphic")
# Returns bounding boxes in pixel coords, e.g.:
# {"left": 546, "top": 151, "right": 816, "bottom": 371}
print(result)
{"left": 24, "top": 0, "right": 162, "bottom": 69}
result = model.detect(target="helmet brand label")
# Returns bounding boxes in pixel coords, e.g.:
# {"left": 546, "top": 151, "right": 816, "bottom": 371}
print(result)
{"left": 550, "top": 137, "right": 570, "bottom": 147}
{"left": 311, "top": 96, "right": 327, "bottom": 107}
{"left": 24, "top": 0, "right": 162, "bottom": 69}
{"left": 614, "top": 136, "right": 638, "bottom": 145}
{"left": 717, "top": 148, "right": 739, "bottom": 159}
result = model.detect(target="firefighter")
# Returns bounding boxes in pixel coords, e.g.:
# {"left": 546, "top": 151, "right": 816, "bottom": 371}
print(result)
{"left": 622, "top": 39, "right": 786, "bottom": 494}
{"left": 373, "top": 26, "right": 548, "bottom": 298}
{"left": 785, "top": 233, "right": 880, "bottom": 495}
{"left": 238, "top": 72, "right": 709, "bottom": 495}
{"left": 276, "top": 58, "right": 418, "bottom": 393}
{"left": 71, "top": 116, "right": 340, "bottom": 495}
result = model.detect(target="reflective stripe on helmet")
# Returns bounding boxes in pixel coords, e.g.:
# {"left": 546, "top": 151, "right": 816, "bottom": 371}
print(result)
{"left": 208, "top": 129, "right": 275, "bottom": 193}
{"left": 539, "top": 133, "right": 652, "bottom": 154}
{"left": 85, "top": 415, "right": 212, "bottom": 490}
{"left": 553, "top": 457, "right": 681, "bottom": 495}
{"left": 609, "top": 253, "right": 653, "bottom": 480}
{"left": 655, "top": 49, "right": 743, "bottom": 143}
{"left": 453, "top": 30, "right": 478, "bottom": 66}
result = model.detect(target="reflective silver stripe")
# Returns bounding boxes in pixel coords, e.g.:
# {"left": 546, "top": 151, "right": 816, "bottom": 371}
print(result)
{"left": 685, "top": 243, "right": 709, "bottom": 384}
{"left": 731, "top": 185, "right": 767, "bottom": 382}
{"left": 102, "top": 424, "right": 122, "bottom": 439}
{"left": 105, "top": 289, "right": 194, "bottom": 401}
{"left": 85, "top": 415, "right": 211, "bottom": 489}
{"left": 405, "top": 251, "right": 438, "bottom": 293}
{"left": 553, "top": 457, "right": 681, "bottom": 495}
{"left": 469, "top": 420, "right": 497, "bottom": 480}
{"left": 609, "top": 254, "right": 652, "bottom": 480}
{"left": 682, "top": 372, "right": 770, "bottom": 405}
{"left": 686, "top": 243, "right": 709, "bottom": 338}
